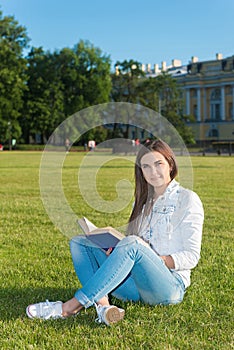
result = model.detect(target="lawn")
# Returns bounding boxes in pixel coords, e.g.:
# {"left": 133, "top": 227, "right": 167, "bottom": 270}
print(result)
{"left": 0, "top": 151, "right": 233, "bottom": 350}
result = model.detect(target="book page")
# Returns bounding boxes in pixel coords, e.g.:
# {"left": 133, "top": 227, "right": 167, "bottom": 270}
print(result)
{"left": 83, "top": 217, "right": 97, "bottom": 232}
{"left": 77, "top": 217, "right": 125, "bottom": 250}
{"left": 91, "top": 226, "right": 125, "bottom": 240}
{"left": 78, "top": 217, "right": 125, "bottom": 241}
{"left": 78, "top": 217, "right": 97, "bottom": 234}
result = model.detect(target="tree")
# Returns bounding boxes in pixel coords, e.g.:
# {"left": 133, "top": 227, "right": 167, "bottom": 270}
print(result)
{"left": 22, "top": 47, "right": 64, "bottom": 143}
{"left": 111, "top": 60, "right": 145, "bottom": 138}
{"left": 139, "top": 73, "right": 195, "bottom": 144}
{"left": 58, "top": 40, "right": 112, "bottom": 116}
{"left": 0, "top": 11, "right": 29, "bottom": 146}
{"left": 111, "top": 59, "right": 145, "bottom": 103}
{"left": 22, "top": 40, "right": 112, "bottom": 144}
{"left": 79, "top": 125, "right": 109, "bottom": 146}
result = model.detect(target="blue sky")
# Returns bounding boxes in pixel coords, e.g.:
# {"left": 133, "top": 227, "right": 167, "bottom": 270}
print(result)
{"left": 1, "top": 0, "right": 234, "bottom": 69}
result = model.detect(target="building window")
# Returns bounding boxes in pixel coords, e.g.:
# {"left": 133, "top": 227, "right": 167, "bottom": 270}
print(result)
{"left": 211, "top": 88, "right": 221, "bottom": 100}
{"left": 208, "top": 128, "right": 219, "bottom": 138}
{"left": 210, "top": 88, "right": 221, "bottom": 121}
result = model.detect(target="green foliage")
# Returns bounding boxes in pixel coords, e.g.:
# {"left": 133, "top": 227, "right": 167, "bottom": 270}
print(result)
{"left": 111, "top": 59, "right": 145, "bottom": 103}
{"left": 0, "top": 152, "right": 233, "bottom": 349}
{"left": 57, "top": 40, "right": 111, "bottom": 117}
{"left": 22, "top": 41, "right": 112, "bottom": 143}
{"left": 79, "top": 125, "right": 109, "bottom": 145}
{"left": 139, "top": 72, "right": 195, "bottom": 144}
{"left": 22, "top": 47, "right": 65, "bottom": 143}
{"left": 73, "top": 40, "right": 112, "bottom": 108}
{"left": 0, "top": 11, "right": 29, "bottom": 143}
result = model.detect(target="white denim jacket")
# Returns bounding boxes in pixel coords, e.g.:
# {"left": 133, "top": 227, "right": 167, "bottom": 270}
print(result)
{"left": 139, "top": 179, "right": 204, "bottom": 288}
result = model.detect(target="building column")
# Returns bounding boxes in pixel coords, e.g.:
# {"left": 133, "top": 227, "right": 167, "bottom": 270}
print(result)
{"left": 186, "top": 89, "right": 190, "bottom": 115}
{"left": 232, "top": 85, "right": 234, "bottom": 120}
{"left": 203, "top": 88, "right": 206, "bottom": 122}
{"left": 221, "top": 86, "right": 225, "bottom": 120}
{"left": 197, "top": 88, "right": 201, "bottom": 121}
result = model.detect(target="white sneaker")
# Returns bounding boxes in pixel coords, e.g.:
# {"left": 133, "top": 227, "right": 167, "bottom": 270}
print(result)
{"left": 95, "top": 304, "right": 125, "bottom": 326}
{"left": 26, "top": 300, "right": 64, "bottom": 320}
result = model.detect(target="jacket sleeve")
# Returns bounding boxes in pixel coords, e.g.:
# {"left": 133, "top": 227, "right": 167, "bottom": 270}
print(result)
{"left": 171, "top": 190, "right": 204, "bottom": 271}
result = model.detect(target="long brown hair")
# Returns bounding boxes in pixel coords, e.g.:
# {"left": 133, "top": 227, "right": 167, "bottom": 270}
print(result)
{"left": 127, "top": 139, "right": 178, "bottom": 235}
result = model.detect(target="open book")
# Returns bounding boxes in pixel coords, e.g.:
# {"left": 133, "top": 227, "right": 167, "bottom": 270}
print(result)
{"left": 77, "top": 217, "right": 125, "bottom": 251}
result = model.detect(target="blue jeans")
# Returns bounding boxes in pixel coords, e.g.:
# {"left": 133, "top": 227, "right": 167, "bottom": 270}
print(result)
{"left": 70, "top": 235, "right": 185, "bottom": 308}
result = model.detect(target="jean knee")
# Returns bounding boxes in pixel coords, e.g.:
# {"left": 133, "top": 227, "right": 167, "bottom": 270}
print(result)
{"left": 117, "top": 235, "right": 137, "bottom": 248}
{"left": 70, "top": 235, "right": 87, "bottom": 251}
{"left": 116, "top": 235, "right": 150, "bottom": 253}
{"left": 119, "top": 235, "right": 149, "bottom": 247}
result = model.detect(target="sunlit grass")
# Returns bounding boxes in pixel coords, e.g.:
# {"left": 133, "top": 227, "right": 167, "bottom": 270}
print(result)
{"left": 0, "top": 151, "right": 233, "bottom": 349}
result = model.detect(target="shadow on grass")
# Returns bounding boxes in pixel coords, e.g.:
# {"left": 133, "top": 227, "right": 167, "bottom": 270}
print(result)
{"left": 0, "top": 286, "right": 99, "bottom": 327}
{"left": 0, "top": 287, "right": 132, "bottom": 329}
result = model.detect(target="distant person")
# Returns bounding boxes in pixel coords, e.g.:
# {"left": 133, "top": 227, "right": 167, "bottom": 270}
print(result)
{"left": 88, "top": 140, "right": 96, "bottom": 151}
{"left": 135, "top": 138, "right": 140, "bottom": 146}
{"left": 12, "top": 139, "right": 16, "bottom": 149}
{"left": 65, "top": 138, "right": 70, "bottom": 153}
{"left": 134, "top": 138, "right": 140, "bottom": 154}
{"left": 26, "top": 140, "right": 204, "bottom": 326}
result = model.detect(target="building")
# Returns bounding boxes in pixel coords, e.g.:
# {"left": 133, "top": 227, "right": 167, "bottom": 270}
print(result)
{"left": 142, "top": 54, "right": 234, "bottom": 149}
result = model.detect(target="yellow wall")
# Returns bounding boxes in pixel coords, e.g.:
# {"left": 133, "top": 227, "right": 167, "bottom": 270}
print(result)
{"left": 177, "top": 55, "right": 234, "bottom": 142}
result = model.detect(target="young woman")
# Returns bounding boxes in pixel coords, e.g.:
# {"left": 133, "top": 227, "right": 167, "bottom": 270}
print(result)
{"left": 26, "top": 139, "right": 204, "bottom": 325}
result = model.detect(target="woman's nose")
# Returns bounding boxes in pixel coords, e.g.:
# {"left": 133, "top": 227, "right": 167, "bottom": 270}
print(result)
{"left": 151, "top": 165, "right": 158, "bottom": 174}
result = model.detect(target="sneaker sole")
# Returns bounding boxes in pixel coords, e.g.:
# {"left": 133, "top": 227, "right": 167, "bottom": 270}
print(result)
{"left": 105, "top": 307, "right": 125, "bottom": 324}
{"left": 26, "top": 305, "right": 34, "bottom": 319}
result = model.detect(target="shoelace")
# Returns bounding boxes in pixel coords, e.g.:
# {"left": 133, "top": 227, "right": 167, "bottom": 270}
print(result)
{"left": 42, "top": 300, "right": 54, "bottom": 319}
{"left": 94, "top": 303, "right": 104, "bottom": 324}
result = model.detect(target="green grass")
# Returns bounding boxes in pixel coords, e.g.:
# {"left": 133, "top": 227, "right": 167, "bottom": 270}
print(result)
{"left": 0, "top": 151, "right": 233, "bottom": 350}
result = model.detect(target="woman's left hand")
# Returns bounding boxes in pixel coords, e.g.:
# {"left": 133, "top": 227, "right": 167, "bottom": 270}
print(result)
{"left": 160, "top": 255, "right": 175, "bottom": 269}
{"left": 105, "top": 247, "right": 113, "bottom": 256}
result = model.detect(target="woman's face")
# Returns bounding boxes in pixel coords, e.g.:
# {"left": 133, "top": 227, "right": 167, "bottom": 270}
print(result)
{"left": 140, "top": 151, "right": 171, "bottom": 192}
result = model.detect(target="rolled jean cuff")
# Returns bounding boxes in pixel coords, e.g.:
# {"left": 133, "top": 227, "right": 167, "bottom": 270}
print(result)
{"left": 74, "top": 290, "right": 93, "bottom": 309}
